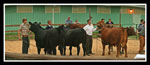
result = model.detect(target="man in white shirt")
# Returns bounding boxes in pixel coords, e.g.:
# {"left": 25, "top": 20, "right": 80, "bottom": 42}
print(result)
{"left": 83, "top": 19, "right": 97, "bottom": 55}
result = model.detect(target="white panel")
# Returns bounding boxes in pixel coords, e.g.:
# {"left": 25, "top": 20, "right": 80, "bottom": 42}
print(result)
{"left": 72, "top": 6, "right": 86, "bottom": 13}
{"left": 17, "top": 5, "right": 33, "bottom": 13}
{"left": 45, "top": 6, "right": 60, "bottom": 13}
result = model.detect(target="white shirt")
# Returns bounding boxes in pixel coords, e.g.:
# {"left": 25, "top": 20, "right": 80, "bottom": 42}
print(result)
{"left": 48, "top": 25, "right": 52, "bottom": 27}
{"left": 83, "top": 24, "right": 97, "bottom": 36}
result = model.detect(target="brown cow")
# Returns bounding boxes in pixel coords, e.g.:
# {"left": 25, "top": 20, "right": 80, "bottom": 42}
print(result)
{"left": 97, "top": 21, "right": 136, "bottom": 57}
{"left": 68, "top": 24, "right": 86, "bottom": 29}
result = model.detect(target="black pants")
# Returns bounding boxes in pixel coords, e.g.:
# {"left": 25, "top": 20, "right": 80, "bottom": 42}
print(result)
{"left": 22, "top": 36, "right": 29, "bottom": 54}
{"left": 86, "top": 35, "right": 93, "bottom": 54}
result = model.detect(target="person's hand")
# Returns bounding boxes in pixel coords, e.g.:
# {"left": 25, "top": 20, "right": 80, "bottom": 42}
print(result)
{"left": 18, "top": 37, "right": 21, "bottom": 40}
{"left": 136, "top": 30, "right": 138, "bottom": 34}
{"left": 96, "top": 27, "right": 98, "bottom": 30}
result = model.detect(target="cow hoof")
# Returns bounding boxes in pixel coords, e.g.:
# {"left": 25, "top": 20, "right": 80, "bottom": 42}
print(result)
{"left": 87, "top": 54, "right": 90, "bottom": 56}
{"left": 116, "top": 56, "right": 119, "bottom": 58}
{"left": 108, "top": 53, "right": 111, "bottom": 55}
{"left": 90, "top": 53, "right": 95, "bottom": 55}
{"left": 139, "top": 50, "right": 145, "bottom": 54}
{"left": 102, "top": 54, "right": 105, "bottom": 56}
{"left": 125, "top": 55, "right": 128, "bottom": 58}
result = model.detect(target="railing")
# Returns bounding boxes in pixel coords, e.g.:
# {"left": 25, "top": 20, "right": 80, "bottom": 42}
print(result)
{"left": 5, "top": 24, "right": 121, "bottom": 32}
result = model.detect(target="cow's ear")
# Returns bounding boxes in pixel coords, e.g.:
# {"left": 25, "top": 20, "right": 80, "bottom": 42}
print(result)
{"left": 126, "top": 27, "right": 129, "bottom": 31}
{"left": 39, "top": 22, "right": 41, "bottom": 24}
{"left": 59, "top": 25, "right": 64, "bottom": 29}
{"left": 35, "top": 22, "right": 37, "bottom": 24}
{"left": 29, "top": 22, "right": 32, "bottom": 25}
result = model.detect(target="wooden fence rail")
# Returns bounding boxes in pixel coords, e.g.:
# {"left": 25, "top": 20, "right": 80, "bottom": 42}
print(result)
{"left": 5, "top": 24, "right": 121, "bottom": 33}
{"left": 5, "top": 24, "right": 121, "bottom": 27}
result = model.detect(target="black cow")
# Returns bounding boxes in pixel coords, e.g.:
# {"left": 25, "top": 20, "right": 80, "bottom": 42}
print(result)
{"left": 61, "top": 28, "right": 87, "bottom": 56}
{"left": 29, "top": 22, "right": 64, "bottom": 55}
{"left": 44, "top": 25, "right": 64, "bottom": 55}
{"left": 29, "top": 22, "right": 47, "bottom": 54}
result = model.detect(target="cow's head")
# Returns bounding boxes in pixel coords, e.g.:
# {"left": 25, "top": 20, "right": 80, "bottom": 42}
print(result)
{"left": 97, "top": 21, "right": 106, "bottom": 29}
{"left": 126, "top": 27, "right": 136, "bottom": 36}
{"left": 56, "top": 25, "right": 64, "bottom": 34}
{"left": 29, "top": 22, "right": 41, "bottom": 33}
{"left": 58, "top": 25, "right": 64, "bottom": 30}
{"left": 56, "top": 25, "right": 66, "bottom": 42}
{"left": 69, "top": 24, "right": 82, "bottom": 29}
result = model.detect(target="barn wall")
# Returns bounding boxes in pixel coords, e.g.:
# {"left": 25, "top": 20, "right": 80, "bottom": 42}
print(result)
{"left": 5, "top": 5, "right": 145, "bottom": 31}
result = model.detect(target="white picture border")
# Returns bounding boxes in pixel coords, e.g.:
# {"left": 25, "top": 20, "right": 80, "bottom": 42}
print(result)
{"left": 3, "top": 3, "right": 147, "bottom": 62}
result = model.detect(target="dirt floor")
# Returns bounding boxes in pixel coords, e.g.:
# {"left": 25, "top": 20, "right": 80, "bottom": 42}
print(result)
{"left": 5, "top": 38, "right": 145, "bottom": 59}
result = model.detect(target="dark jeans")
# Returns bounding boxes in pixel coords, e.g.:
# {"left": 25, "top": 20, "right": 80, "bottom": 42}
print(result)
{"left": 22, "top": 36, "right": 29, "bottom": 54}
{"left": 86, "top": 35, "right": 93, "bottom": 54}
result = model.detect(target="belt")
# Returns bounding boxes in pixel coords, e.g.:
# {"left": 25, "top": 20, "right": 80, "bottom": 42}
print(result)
{"left": 22, "top": 35, "right": 28, "bottom": 37}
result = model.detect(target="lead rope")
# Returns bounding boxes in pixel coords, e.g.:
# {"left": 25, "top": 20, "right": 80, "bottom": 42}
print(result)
{"left": 96, "top": 38, "right": 98, "bottom": 55}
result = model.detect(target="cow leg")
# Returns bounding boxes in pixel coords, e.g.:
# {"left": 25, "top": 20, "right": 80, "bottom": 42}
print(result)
{"left": 58, "top": 46, "right": 63, "bottom": 56}
{"left": 82, "top": 42, "right": 86, "bottom": 56}
{"left": 108, "top": 42, "right": 113, "bottom": 52}
{"left": 69, "top": 46, "right": 72, "bottom": 56}
{"left": 110, "top": 45, "right": 113, "bottom": 52}
{"left": 102, "top": 42, "right": 105, "bottom": 56}
{"left": 108, "top": 45, "right": 111, "bottom": 55}
{"left": 122, "top": 48, "right": 125, "bottom": 54}
{"left": 77, "top": 45, "right": 80, "bottom": 56}
{"left": 125, "top": 45, "right": 128, "bottom": 58}
{"left": 47, "top": 48, "right": 52, "bottom": 55}
{"left": 44, "top": 48, "right": 47, "bottom": 55}
{"left": 53, "top": 47, "right": 56, "bottom": 55}
{"left": 37, "top": 47, "right": 41, "bottom": 54}
{"left": 116, "top": 44, "right": 121, "bottom": 57}
{"left": 120, "top": 47, "right": 124, "bottom": 55}
{"left": 64, "top": 46, "right": 66, "bottom": 55}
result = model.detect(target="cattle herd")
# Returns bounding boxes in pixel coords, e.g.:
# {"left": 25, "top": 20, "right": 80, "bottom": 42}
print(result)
{"left": 29, "top": 21, "right": 136, "bottom": 57}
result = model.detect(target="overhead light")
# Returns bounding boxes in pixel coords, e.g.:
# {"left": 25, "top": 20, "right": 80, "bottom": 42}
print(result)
{"left": 128, "top": 9, "right": 134, "bottom": 14}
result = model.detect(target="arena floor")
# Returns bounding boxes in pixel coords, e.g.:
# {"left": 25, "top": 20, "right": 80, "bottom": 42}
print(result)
{"left": 5, "top": 38, "right": 144, "bottom": 60}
